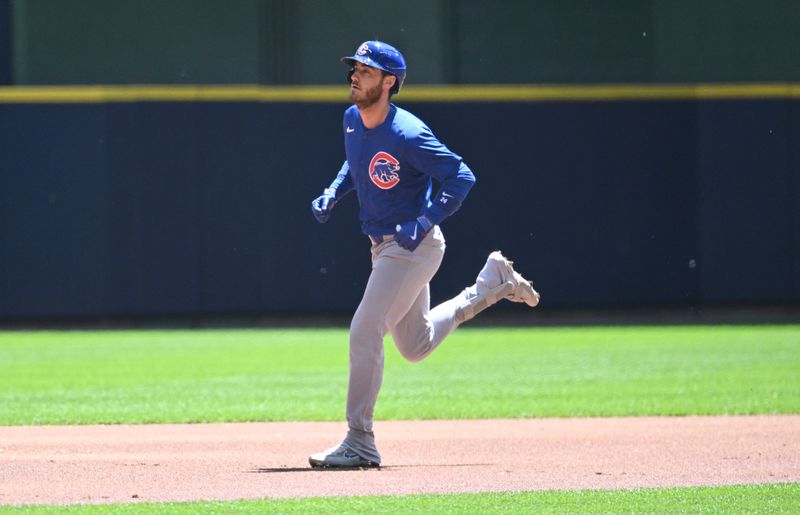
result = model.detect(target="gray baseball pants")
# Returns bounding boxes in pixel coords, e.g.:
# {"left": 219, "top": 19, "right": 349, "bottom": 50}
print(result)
{"left": 343, "top": 226, "right": 468, "bottom": 463}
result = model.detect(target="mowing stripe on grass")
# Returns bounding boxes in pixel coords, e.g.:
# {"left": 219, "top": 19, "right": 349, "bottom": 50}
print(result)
{"left": 2, "top": 483, "right": 798, "bottom": 514}
{"left": 0, "top": 326, "right": 798, "bottom": 424}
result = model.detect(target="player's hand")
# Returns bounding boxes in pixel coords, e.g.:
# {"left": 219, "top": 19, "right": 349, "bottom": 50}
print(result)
{"left": 394, "top": 219, "right": 429, "bottom": 252}
{"left": 311, "top": 189, "right": 336, "bottom": 223}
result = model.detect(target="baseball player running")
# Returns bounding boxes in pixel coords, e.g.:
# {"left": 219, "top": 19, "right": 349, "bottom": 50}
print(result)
{"left": 309, "top": 41, "right": 540, "bottom": 468}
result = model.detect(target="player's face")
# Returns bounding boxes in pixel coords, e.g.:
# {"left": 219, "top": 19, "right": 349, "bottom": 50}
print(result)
{"left": 349, "top": 62, "right": 393, "bottom": 108}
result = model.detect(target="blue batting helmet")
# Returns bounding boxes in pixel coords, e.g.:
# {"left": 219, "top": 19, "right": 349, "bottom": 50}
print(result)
{"left": 341, "top": 41, "right": 407, "bottom": 93}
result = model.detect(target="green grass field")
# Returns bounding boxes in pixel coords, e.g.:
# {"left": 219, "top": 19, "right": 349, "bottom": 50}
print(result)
{"left": 1, "top": 326, "right": 798, "bottom": 424}
{"left": 1, "top": 483, "right": 799, "bottom": 514}
{"left": 1, "top": 325, "right": 798, "bottom": 513}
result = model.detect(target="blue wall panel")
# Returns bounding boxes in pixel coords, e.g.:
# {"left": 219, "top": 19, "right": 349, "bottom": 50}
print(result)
{"left": 0, "top": 104, "right": 109, "bottom": 316}
{"left": 0, "top": 99, "right": 796, "bottom": 320}
{"left": 696, "top": 101, "right": 794, "bottom": 303}
{"left": 104, "top": 103, "right": 201, "bottom": 315}
{"left": 792, "top": 101, "right": 800, "bottom": 300}
{"left": 194, "top": 102, "right": 369, "bottom": 315}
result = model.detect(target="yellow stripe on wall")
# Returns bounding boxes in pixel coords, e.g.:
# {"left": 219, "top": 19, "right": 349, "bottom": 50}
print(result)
{"left": 404, "top": 83, "right": 800, "bottom": 102}
{"left": 0, "top": 83, "right": 798, "bottom": 104}
{"left": 0, "top": 85, "right": 345, "bottom": 103}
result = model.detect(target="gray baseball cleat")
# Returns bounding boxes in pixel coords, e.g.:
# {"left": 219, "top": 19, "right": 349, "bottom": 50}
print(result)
{"left": 477, "top": 251, "right": 540, "bottom": 307}
{"left": 309, "top": 444, "right": 380, "bottom": 468}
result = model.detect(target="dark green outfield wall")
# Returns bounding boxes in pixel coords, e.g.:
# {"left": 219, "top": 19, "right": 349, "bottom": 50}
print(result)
{"left": 11, "top": 0, "right": 263, "bottom": 84}
{"left": 0, "top": 0, "right": 10, "bottom": 84}
{"left": 8, "top": 0, "right": 800, "bottom": 86}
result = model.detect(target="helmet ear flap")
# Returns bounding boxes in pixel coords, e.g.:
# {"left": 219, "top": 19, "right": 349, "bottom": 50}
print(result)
{"left": 383, "top": 73, "right": 400, "bottom": 97}
{"left": 389, "top": 76, "right": 400, "bottom": 96}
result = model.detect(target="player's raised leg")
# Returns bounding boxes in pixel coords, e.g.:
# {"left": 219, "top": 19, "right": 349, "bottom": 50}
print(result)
{"left": 393, "top": 249, "right": 540, "bottom": 365}
{"left": 429, "top": 250, "right": 540, "bottom": 332}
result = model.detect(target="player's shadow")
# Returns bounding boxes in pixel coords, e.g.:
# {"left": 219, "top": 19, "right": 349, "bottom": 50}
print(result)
{"left": 250, "top": 466, "right": 378, "bottom": 473}
{"left": 250, "top": 463, "right": 491, "bottom": 473}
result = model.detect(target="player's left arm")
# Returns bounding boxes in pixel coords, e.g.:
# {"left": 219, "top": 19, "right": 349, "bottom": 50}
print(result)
{"left": 408, "top": 126, "right": 476, "bottom": 228}
{"left": 394, "top": 127, "right": 476, "bottom": 251}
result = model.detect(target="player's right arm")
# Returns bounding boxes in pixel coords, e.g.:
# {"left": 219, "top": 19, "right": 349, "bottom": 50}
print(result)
{"left": 311, "top": 160, "right": 354, "bottom": 223}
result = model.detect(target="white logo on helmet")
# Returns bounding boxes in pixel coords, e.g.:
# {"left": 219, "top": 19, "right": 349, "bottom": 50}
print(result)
{"left": 357, "top": 43, "right": 369, "bottom": 55}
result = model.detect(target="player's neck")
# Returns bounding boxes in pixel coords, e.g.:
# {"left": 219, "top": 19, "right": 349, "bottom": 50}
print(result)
{"left": 358, "top": 100, "right": 391, "bottom": 129}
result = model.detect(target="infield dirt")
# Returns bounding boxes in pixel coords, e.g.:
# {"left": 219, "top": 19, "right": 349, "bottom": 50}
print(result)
{"left": 1, "top": 415, "right": 799, "bottom": 505}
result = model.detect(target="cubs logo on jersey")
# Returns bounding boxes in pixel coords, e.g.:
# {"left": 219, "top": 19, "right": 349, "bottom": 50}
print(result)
{"left": 369, "top": 151, "right": 400, "bottom": 190}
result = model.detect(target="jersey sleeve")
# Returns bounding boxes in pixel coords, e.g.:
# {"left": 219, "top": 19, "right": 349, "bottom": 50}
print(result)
{"left": 327, "top": 160, "right": 354, "bottom": 200}
{"left": 405, "top": 126, "right": 476, "bottom": 225}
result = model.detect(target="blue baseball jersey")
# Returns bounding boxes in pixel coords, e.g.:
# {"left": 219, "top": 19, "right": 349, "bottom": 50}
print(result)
{"left": 328, "top": 104, "right": 476, "bottom": 237}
